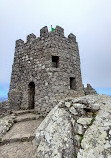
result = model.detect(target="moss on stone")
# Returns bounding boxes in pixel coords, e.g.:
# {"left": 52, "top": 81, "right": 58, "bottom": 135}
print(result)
{"left": 79, "top": 134, "right": 84, "bottom": 143}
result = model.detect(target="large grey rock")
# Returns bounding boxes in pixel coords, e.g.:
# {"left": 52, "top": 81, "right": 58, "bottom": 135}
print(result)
{"left": 35, "top": 104, "right": 75, "bottom": 158}
{"left": 35, "top": 94, "right": 111, "bottom": 158}
{"left": 78, "top": 95, "right": 111, "bottom": 158}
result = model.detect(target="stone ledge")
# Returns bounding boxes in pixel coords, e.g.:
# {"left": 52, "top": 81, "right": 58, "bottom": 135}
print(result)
{"left": 0, "top": 134, "right": 35, "bottom": 145}
{"left": 12, "top": 109, "right": 35, "bottom": 116}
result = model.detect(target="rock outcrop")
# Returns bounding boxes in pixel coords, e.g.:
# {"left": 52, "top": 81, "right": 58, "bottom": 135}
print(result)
{"left": 35, "top": 94, "right": 111, "bottom": 158}
{"left": 78, "top": 95, "right": 111, "bottom": 158}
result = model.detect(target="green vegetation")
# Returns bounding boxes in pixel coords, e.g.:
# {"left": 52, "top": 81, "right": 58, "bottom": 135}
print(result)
{"left": 0, "top": 137, "right": 2, "bottom": 142}
{"left": 75, "top": 153, "right": 77, "bottom": 157}
{"left": 92, "top": 112, "right": 96, "bottom": 118}
{"left": 89, "top": 118, "right": 95, "bottom": 126}
{"left": 88, "top": 112, "right": 97, "bottom": 126}
{"left": 74, "top": 133, "right": 84, "bottom": 144}
{"left": 79, "top": 134, "right": 84, "bottom": 143}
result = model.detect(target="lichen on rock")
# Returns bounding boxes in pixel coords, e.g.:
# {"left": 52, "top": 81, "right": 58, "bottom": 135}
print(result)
{"left": 35, "top": 94, "right": 111, "bottom": 158}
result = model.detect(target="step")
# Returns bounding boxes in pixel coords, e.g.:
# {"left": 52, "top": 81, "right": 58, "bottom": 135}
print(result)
{"left": 0, "top": 141, "right": 36, "bottom": 158}
{"left": 12, "top": 109, "right": 35, "bottom": 116}
{"left": 1, "top": 118, "right": 44, "bottom": 145}
{"left": 0, "top": 134, "right": 35, "bottom": 145}
{"left": 15, "top": 113, "right": 39, "bottom": 122}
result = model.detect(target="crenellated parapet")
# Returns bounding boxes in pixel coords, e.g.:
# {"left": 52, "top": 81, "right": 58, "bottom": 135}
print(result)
{"left": 68, "top": 33, "right": 76, "bottom": 43}
{"left": 55, "top": 26, "right": 64, "bottom": 36}
{"left": 27, "top": 33, "right": 36, "bottom": 42}
{"left": 40, "top": 26, "right": 48, "bottom": 37}
{"left": 15, "top": 39, "right": 24, "bottom": 47}
{"left": 15, "top": 26, "right": 77, "bottom": 47}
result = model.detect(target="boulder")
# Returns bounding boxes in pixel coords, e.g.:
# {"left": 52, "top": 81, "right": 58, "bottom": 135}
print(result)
{"left": 78, "top": 95, "right": 111, "bottom": 158}
{"left": 35, "top": 104, "right": 75, "bottom": 158}
{"left": 35, "top": 95, "right": 111, "bottom": 158}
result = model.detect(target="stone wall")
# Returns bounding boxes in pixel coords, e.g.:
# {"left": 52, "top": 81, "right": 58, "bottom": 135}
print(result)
{"left": 84, "top": 84, "right": 97, "bottom": 95}
{"left": 9, "top": 25, "right": 84, "bottom": 116}
{"left": 0, "top": 101, "right": 10, "bottom": 118}
{"left": 0, "top": 114, "right": 15, "bottom": 137}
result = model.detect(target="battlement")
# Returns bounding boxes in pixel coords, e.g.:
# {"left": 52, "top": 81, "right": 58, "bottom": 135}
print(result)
{"left": 15, "top": 39, "right": 24, "bottom": 47}
{"left": 27, "top": 33, "right": 36, "bottom": 42}
{"left": 15, "top": 26, "right": 77, "bottom": 48}
{"left": 68, "top": 33, "right": 76, "bottom": 42}
{"left": 40, "top": 26, "right": 48, "bottom": 37}
{"left": 40, "top": 25, "right": 64, "bottom": 37}
{"left": 55, "top": 25, "right": 64, "bottom": 36}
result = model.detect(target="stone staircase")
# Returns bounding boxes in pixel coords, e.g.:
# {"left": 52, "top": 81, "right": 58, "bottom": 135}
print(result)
{"left": 0, "top": 110, "right": 44, "bottom": 158}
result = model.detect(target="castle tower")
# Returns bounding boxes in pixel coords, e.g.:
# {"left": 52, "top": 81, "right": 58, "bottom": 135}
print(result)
{"left": 8, "top": 26, "right": 84, "bottom": 115}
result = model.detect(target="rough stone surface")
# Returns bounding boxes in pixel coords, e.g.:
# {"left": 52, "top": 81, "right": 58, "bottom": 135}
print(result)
{"left": 78, "top": 95, "right": 111, "bottom": 158}
{"left": 2, "top": 119, "right": 43, "bottom": 141}
{"left": 0, "top": 141, "right": 36, "bottom": 158}
{"left": 15, "top": 113, "right": 39, "bottom": 122}
{"left": 35, "top": 105, "right": 75, "bottom": 158}
{"left": 0, "top": 110, "right": 44, "bottom": 158}
{"left": 84, "top": 84, "right": 97, "bottom": 95}
{"left": 0, "top": 115, "right": 15, "bottom": 138}
{"left": 8, "top": 25, "right": 84, "bottom": 116}
{"left": 35, "top": 94, "right": 111, "bottom": 158}
{"left": 0, "top": 100, "right": 11, "bottom": 117}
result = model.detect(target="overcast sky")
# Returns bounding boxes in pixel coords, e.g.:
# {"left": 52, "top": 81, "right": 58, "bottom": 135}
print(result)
{"left": 0, "top": 0, "right": 111, "bottom": 94}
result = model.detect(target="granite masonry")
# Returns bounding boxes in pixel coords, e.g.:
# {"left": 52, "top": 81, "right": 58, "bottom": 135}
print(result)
{"left": 9, "top": 26, "right": 85, "bottom": 116}
{"left": 84, "top": 84, "right": 97, "bottom": 95}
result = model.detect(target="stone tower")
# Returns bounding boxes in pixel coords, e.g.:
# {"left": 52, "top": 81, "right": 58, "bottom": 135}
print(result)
{"left": 8, "top": 26, "right": 84, "bottom": 115}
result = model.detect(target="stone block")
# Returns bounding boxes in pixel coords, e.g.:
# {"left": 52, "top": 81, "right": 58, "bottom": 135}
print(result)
{"left": 27, "top": 33, "right": 36, "bottom": 42}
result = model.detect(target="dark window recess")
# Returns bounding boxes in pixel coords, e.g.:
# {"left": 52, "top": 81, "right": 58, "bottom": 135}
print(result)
{"left": 28, "top": 82, "right": 35, "bottom": 109}
{"left": 70, "top": 77, "right": 76, "bottom": 90}
{"left": 52, "top": 56, "right": 59, "bottom": 68}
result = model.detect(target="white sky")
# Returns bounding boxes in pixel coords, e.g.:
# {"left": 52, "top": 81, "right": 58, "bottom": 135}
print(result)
{"left": 0, "top": 0, "right": 111, "bottom": 88}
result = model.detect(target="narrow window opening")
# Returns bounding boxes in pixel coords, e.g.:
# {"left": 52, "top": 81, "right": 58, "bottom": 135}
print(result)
{"left": 70, "top": 77, "right": 76, "bottom": 90}
{"left": 28, "top": 82, "right": 35, "bottom": 109}
{"left": 52, "top": 56, "right": 59, "bottom": 68}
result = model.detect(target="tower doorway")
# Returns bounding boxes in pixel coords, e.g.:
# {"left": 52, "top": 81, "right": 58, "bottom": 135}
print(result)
{"left": 28, "top": 82, "right": 35, "bottom": 109}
